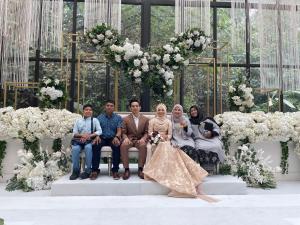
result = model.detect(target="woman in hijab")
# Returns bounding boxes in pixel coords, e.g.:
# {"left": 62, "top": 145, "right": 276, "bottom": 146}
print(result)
{"left": 171, "top": 104, "right": 199, "bottom": 162}
{"left": 143, "top": 104, "right": 215, "bottom": 202}
{"left": 189, "top": 105, "right": 226, "bottom": 170}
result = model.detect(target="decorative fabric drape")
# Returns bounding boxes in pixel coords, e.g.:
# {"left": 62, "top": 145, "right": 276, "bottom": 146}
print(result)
{"left": 84, "top": 0, "right": 122, "bottom": 32}
{"left": 231, "top": 0, "right": 300, "bottom": 91}
{"left": 230, "top": 0, "right": 246, "bottom": 49}
{"left": 175, "top": 0, "right": 211, "bottom": 35}
{"left": 0, "top": 0, "right": 63, "bottom": 84}
{"left": 30, "top": 0, "right": 64, "bottom": 51}
{"left": 257, "top": 0, "right": 300, "bottom": 91}
{"left": 0, "top": 0, "right": 32, "bottom": 84}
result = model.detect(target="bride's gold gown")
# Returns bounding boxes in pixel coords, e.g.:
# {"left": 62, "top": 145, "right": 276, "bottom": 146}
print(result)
{"left": 144, "top": 117, "right": 213, "bottom": 200}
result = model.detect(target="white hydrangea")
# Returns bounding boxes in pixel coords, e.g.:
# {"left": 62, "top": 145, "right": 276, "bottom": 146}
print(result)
{"left": 163, "top": 54, "right": 170, "bottom": 64}
{"left": 40, "top": 87, "right": 63, "bottom": 101}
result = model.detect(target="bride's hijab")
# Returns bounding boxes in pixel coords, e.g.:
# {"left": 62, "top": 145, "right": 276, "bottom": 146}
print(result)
{"left": 155, "top": 103, "right": 167, "bottom": 120}
{"left": 172, "top": 104, "right": 184, "bottom": 123}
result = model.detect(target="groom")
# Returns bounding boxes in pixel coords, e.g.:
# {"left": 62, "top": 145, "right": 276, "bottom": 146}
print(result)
{"left": 120, "top": 99, "right": 149, "bottom": 180}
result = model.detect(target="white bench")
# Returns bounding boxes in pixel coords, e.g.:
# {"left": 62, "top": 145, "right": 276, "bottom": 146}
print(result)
{"left": 80, "top": 112, "right": 157, "bottom": 175}
{"left": 80, "top": 112, "right": 198, "bottom": 176}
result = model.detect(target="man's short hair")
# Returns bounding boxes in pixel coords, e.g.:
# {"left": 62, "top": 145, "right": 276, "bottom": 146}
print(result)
{"left": 129, "top": 99, "right": 140, "bottom": 107}
{"left": 83, "top": 104, "right": 93, "bottom": 110}
{"left": 105, "top": 99, "right": 115, "bottom": 105}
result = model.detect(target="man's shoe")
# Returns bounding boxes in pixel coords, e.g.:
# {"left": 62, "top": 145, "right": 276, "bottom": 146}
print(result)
{"left": 112, "top": 171, "right": 120, "bottom": 180}
{"left": 122, "top": 170, "right": 130, "bottom": 180}
{"left": 69, "top": 171, "right": 79, "bottom": 180}
{"left": 138, "top": 170, "right": 144, "bottom": 179}
{"left": 80, "top": 172, "right": 90, "bottom": 179}
{"left": 89, "top": 171, "right": 98, "bottom": 180}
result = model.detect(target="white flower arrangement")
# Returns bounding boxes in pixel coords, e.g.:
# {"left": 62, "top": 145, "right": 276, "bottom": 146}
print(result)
{"left": 7, "top": 147, "right": 71, "bottom": 191}
{"left": 215, "top": 111, "right": 300, "bottom": 158}
{"left": 0, "top": 107, "right": 81, "bottom": 141}
{"left": 150, "top": 131, "right": 162, "bottom": 146}
{"left": 86, "top": 24, "right": 210, "bottom": 98}
{"left": 228, "top": 75, "right": 254, "bottom": 113}
{"left": 38, "top": 77, "right": 67, "bottom": 109}
{"left": 226, "top": 144, "right": 276, "bottom": 188}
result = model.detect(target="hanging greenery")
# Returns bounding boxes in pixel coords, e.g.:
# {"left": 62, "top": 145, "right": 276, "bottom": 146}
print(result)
{"left": 280, "top": 141, "right": 289, "bottom": 174}
{"left": 23, "top": 138, "right": 42, "bottom": 162}
{"left": 0, "top": 141, "right": 7, "bottom": 177}
{"left": 52, "top": 138, "right": 62, "bottom": 152}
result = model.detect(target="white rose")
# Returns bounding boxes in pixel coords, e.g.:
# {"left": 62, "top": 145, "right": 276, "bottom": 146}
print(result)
{"left": 115, "top": 55, "right": 121, "bottom": 63}
{"left": 194, "top": 40, "right": 201, "bottom": 47}
{"left": 166, "top": 79, "right": 173, "bottom": 86}
{"left": 163, "top": 54, "right": 170, "bottom": 64}
{"left": 186, "top": 39, "right": 193, "bottom": 46}
{"left": 174, "top": 54, "right": 183, "bottom": 62}
{"left": 97, "top": 34, "right": 105, "bottom": 40}
{"left": 166, "top": 89, "right": 173, "bottom": 96}
{"left": 44, "top": 79, "right": 51, "bottom": 85}
{"left": 229, "top": 85, "right": 236, "bottom": 93}
{"left": 135, "top": 78, "right": 142, "bottom": 84}
{"left": 105, "top": 30, "right": 113, "bottom": 37}
{"left": 92, "top": 39, "right": 99, "bottom": 44}
{"left": 104, "top": 38, "right": 110, "bottom": 45}
{"left": 133, "top": 70, "right": 141, "bottom": 78}
{"left": 134, "top": 59, "right": 141, "bottom": 67}
{"left": 142, "top": 65, "right": 149, "bottom": 72}
{"left": 183, "top": 59, "right": 189, "bottom": 66}
{"left": 200, "top": 36, "right": 206, "bottom": 44}
{"left": 141, "top": 58, "right": 148, "bottom": 65}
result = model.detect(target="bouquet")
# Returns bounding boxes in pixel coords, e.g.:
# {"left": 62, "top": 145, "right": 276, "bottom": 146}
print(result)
{"left": 150, "top": 131, "right": 162, "bottom": 146}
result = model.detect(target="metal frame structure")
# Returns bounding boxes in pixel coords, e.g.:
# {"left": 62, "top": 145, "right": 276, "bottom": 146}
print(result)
{"left": 6, "top": 0, "right": 290, "bottom": 112}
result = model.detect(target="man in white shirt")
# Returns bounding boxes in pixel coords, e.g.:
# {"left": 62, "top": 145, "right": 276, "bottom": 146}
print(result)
{"left": 70, "top": 104, "right": 102, "bottom": 180}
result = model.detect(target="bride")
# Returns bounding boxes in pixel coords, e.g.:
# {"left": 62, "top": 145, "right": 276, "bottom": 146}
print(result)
{"left": 143, "top": 103, "right": 215, "bottom": 201}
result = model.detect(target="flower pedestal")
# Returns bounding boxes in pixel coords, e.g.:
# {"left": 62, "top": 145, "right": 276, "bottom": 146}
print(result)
{"left": 0, "top": 138, "right": 23, "bottom": 183}
{"left": 252, "top": 141, "right": 300, "bottom": 181}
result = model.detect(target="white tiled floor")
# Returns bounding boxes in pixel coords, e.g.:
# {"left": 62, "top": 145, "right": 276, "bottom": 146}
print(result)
{"left": 1, "top": 182, "right": 300, "bottom": 225}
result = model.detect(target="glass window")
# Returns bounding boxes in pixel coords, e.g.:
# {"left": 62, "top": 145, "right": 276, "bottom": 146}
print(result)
{"left": 151, "top": 6, "right": 175, "bottom": 46}
{"left": 122, "top": 5, "right": 141, "bottom": 44}
{"left": 218, "top": 8, "right": 246, "bottom": 64}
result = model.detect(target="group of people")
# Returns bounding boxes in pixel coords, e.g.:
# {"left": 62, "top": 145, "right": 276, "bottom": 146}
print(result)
{"left": 70, "top": 99, "right": 225, "bottom": 200}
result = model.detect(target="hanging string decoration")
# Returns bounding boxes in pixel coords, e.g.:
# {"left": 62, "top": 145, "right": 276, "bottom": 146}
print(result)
{"left": 257, "top": 0, "right": 300, "bottom": 91}
{"left": 175, "top": 0, "right": 211, "bottom": 35}
{"left": 30, "top": 0, "right": 64, "bottom": 51}
{"left": 0, "top": 0, "right": 32, "bottom": 84}
{"left": 84, "top": 0, "right": 121, "bottom": 33}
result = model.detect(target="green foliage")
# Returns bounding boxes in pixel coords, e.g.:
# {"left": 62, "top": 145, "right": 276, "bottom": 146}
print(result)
{"left": 38, "top": 76, "right": 68, "bottom": 109}
{"left": 280, "top": 141, "right": 289, "bottom": 174}
{"left": 0, "top": 218, "right": 4, "bottom": 225}
{"left": 6, "top": 176, "right": 33, "bottom": 192}
{"left": 218, "top": 163, "right": 231, "bottom": 175}
{"left": 0, "top": 141, "right": 7, "bottom": 177}
{"left": 52, "top": 138, "right": 62, "bottom": 152}
{"left": 23, "top": 138, "right": 42, "bottom": 162}
{"left": 228, "top": 73, "right": 254, "bottom": 113}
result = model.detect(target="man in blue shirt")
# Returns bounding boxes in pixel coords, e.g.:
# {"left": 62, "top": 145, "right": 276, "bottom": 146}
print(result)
{"left": 70, "top": 104, "right": 102, "bottom": 180}
{"left": 90, "top": 100, "right": 123, "bottom": 180}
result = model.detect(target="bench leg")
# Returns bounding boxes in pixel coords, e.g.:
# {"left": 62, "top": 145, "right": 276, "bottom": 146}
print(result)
{"left": 80, "top": 157, "right": 85, "bottom": 173}
{"left": 108, "top": 157, "right": 112, "bottom": 176}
